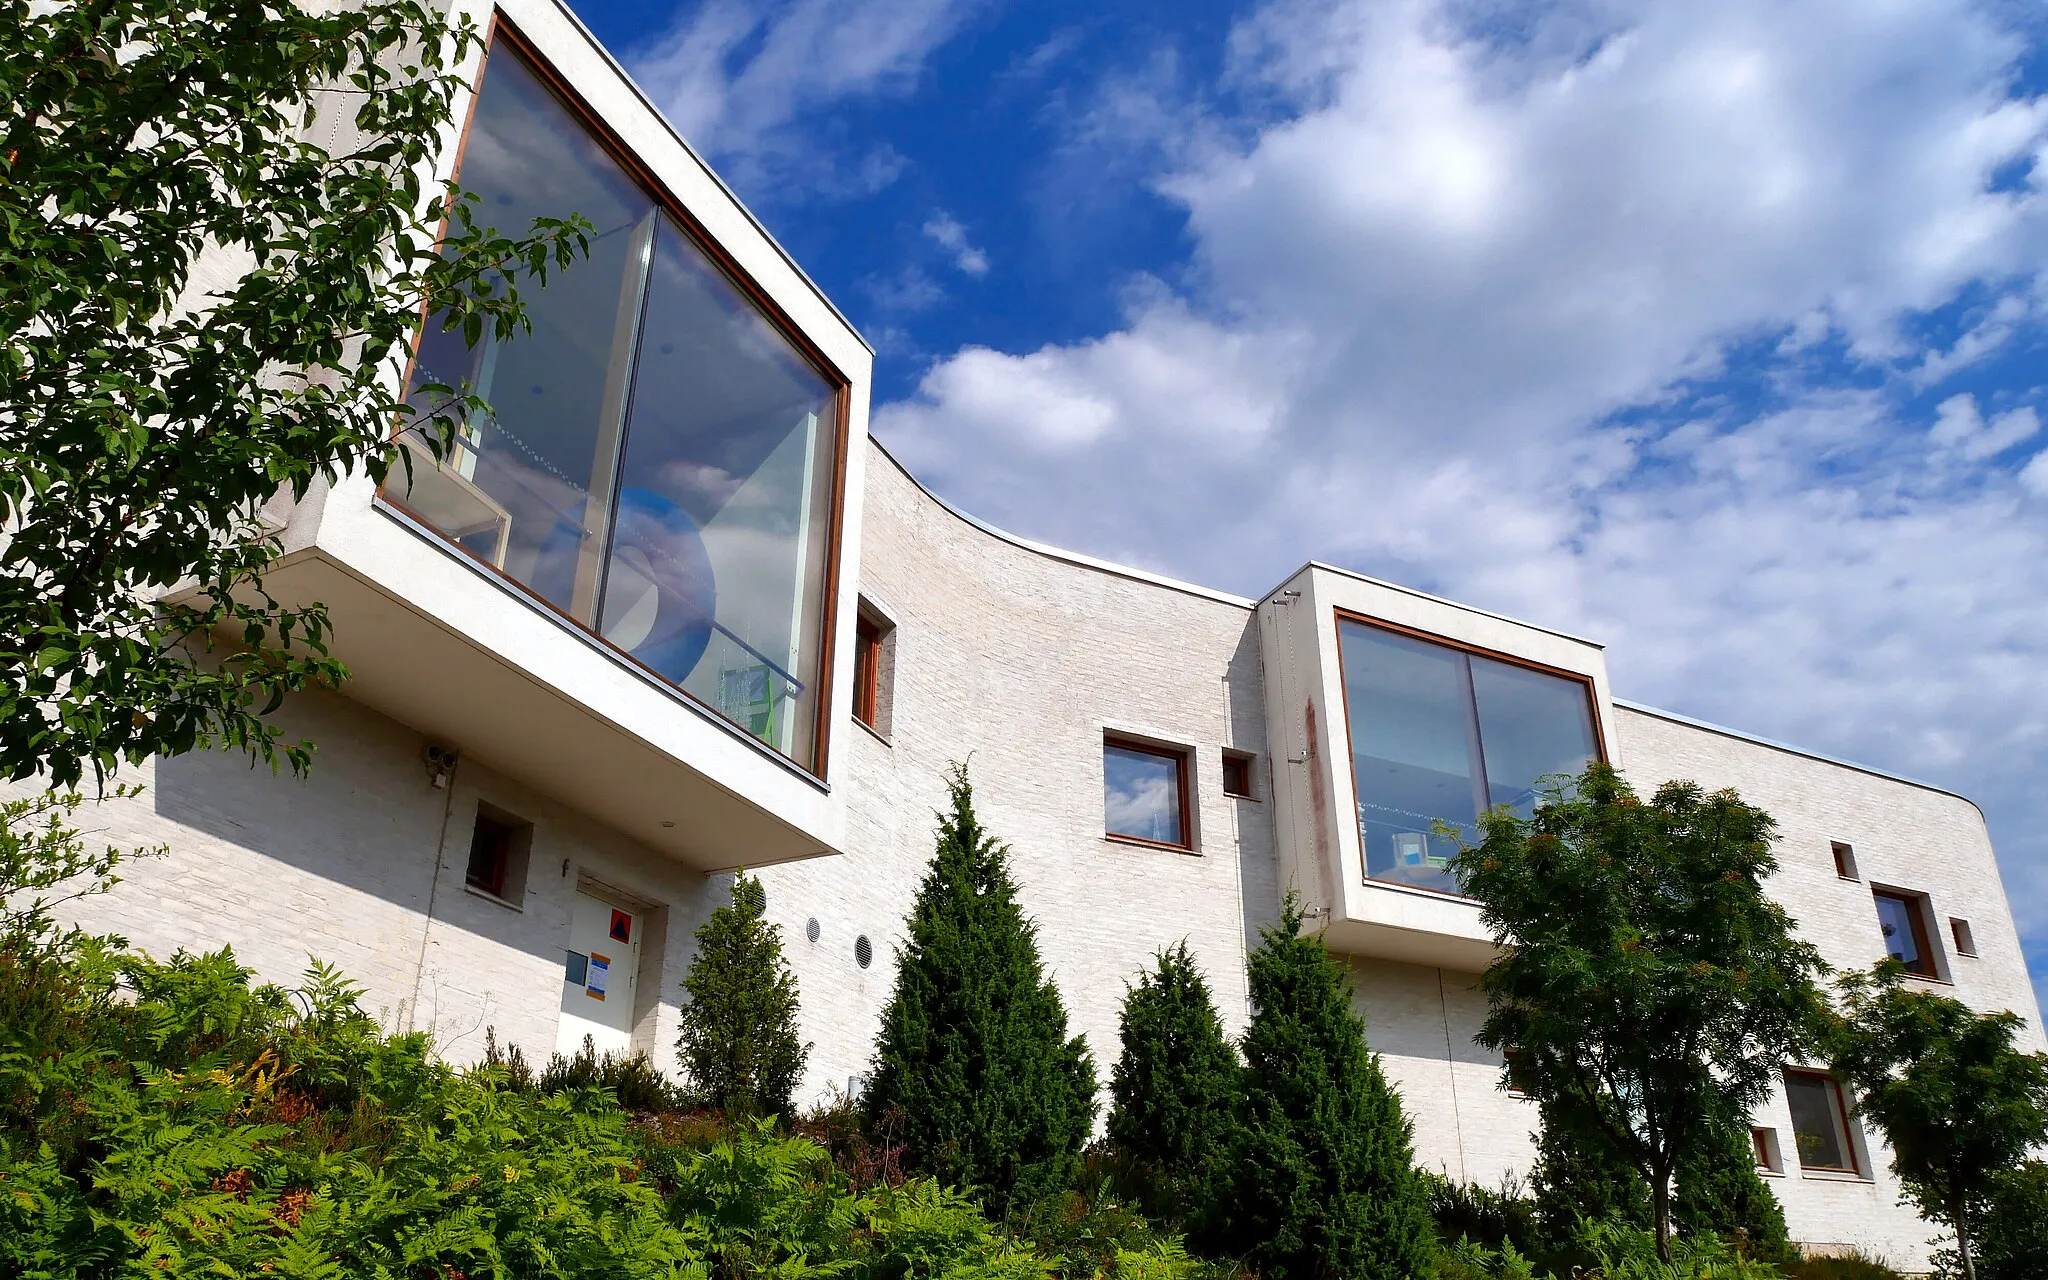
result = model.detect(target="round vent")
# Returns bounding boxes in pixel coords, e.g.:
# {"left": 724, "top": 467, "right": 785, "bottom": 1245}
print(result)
{"left": 854, "top": 934, "right": 873, "bottom": 969}
{"left": 806, "top": 917, "right": 821, "bottom": 943}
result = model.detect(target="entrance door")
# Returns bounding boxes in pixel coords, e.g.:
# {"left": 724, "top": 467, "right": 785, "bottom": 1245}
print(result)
{"left": 557, "top": 890, "right": 642, "bottom": 1056}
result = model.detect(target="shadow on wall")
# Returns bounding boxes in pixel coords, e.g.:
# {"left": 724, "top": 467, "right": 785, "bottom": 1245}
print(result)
{"left": 1226, "top": 618, "right": 1284, "bottom": 972}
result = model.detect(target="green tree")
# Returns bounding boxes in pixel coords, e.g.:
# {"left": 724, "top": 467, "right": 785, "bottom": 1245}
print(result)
{"left": 1960, "top": 1160, "right": 2048, "bottom": 1280}
{"left": 1674, "top": 1101, "right": 1791, "bottom": 1262}
{"left": 678, "top": 870, "right": 808, "bottom": 1120}
{"left": 1454, "top": 762, "right": 1830, "bottom": 1263}
{"left": 1, "top": 0, "right": 586, "bottom": 787}
{"left": 1105, "top": 941, "right": 1241, "bottom": 1231}
{"left": 1223, "top": 898, "right": 1434, "bottom": 1280}
{"left": 863, "top": 763, "right": 1098, "bottom": 1216}
{"left": 1831, "top": 961, "right": 2048, "bottom": 1280}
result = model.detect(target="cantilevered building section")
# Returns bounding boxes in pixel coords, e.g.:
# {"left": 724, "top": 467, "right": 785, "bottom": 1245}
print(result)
{"left": 22, "top": 1, "right": 2038, "bottom": 1271}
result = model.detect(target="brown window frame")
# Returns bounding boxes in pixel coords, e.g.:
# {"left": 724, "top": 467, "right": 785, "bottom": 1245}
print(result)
{"left": 1951, "top": 917, "right": 1977, "bottom": 957}
{"left": 1873, "top": 888, "right": 1940, "bottom": 978}
{"left": 383, "top": 14, "right": 853, "bottom": 781}
{"left": 1831, "top": 841, "right": 1859, "bottom": 880}
{"left": 853, "top": 613, "right": 883, "bottom": 729}
{"left": 1332, "top": 609, "right": 1607, "bottom": 900}
{"left": 1103, "top": 735, "right": 1194, "bottom": 851}
{"left": 1222, "top": 752, "right": 1256, "bottom": 800}
{"left": 465, "top": 806, "right": 531, "bottom": 904}
{"left": 1782, "top": 1068, "right": 1861, "bottom": 1174}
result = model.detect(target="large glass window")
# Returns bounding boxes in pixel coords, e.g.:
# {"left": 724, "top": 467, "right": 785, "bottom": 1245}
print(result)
{"left": 1104, "top": 739, "right": 1189, "bottom": 848}
{"left": 1783, "top": 1069, "right": 1859, "bottom": 1173}
{"left": 1873, "top": 890, "right": 1938, "bottom": 977}
{"left": 388, "top": 36, "right": 840, "bottom": 770}
{"left": 1338, "top": 617, "right": 1599, "bottom": 893}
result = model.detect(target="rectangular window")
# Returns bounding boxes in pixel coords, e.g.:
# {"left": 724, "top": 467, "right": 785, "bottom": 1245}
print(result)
{"left": 1951, "top": 917, "right": 1977, "bottom": 957}
{"left": 1832, "top": 842, "right": 1859, "bottom": 880}
{"left": 853, "top": 613, "right": 883, "bottom": 729}
{"left": 1222, "top": 752, "right": 1255, "bottom": 799}
{"left": 1751, "top": 1127, "right": 1783, "bottom": 1174}
{"left": 1873, "top": 889, "right": 1939, "bottom": 977}
{"left": 1104, "top": 738, "right": 1190, "bottom": 849}
{"left": 387, "top": 33, "right": 842, "bottom": 772}
{"left": 465, "top": 807, "right": 531, "bottom": 904}
{"left": 1337, "top": 615, "right": 1601, "bottom": 895}
{"left": 1783, "top": 1070, "right": 1858, "bottom": 1173}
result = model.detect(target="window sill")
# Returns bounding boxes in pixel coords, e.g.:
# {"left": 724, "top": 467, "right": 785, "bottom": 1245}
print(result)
{"left": 1224, "top": 791, "right": 1260, "bottom": 803}
{"left": 462, "top": 882, "right": 524, "bottom": 912}
{"left": 1757, "top": 1168, "right": 1785, "bottom": 1179}
{"left": 1901, "top": 971, "right": 1953, "bottom": 987}
{"left": 1796, "top": 1168, "right": 1871, "bottom": 1184}
{"left": 853, "top": 716, "right": 892, "bottom": 748}
{"left": 1103, "top": 833, "right": 1198, "bottom": 857}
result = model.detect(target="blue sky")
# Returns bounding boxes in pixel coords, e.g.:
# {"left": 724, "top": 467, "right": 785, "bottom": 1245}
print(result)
{"left": 582, "top": 0, "right": 2048, "bottom": 1002}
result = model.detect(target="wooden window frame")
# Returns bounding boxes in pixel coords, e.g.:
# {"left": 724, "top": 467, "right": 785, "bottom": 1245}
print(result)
{"left": 1951, "top": 917, "right": 1977, "bottom": 957}
{"left": 1831, "top": 841, "right": 1859, "bottom": 880}
{"left": 853, "top": 613, "right": 882, "bottom": 729}
{"left": 1873, "top": 888, "right": 1940, "bottom": 978}
{"left": 1783, "top": 1068, "right": 1861, "bottom": 1174}
{"left": 1221, "top": 751, "right": 1257, "bottom": 800}
{"left": 382, "top": 14, "right": 853, "bottom": 780}
{"left": 464, "top": 806, "right": 531, "bottom": 906}
{"left": 1332, "top": 609, "right": 1606, "bottom": 900}
{"left": 1103, "top": 735, "right": 1193, "bottom": 851}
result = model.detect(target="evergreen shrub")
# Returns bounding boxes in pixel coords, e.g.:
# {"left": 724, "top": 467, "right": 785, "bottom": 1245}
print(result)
{"left": 677, "top": 869, "right": 809, "bottom": 1119}
{"left": 1222, "top": 897, "right": 1435, "bottom": 1280}
{"left": 863, "top": 763, "right": 1098, "bottom": 1215}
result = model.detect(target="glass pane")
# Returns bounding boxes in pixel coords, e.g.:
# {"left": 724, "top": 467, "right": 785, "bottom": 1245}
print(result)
{"left": 1784, "top": 1073, "right": 1850, "bottom": 1170}
{"left": 1339, "top": 621, "right": 1482, "bottom": 892}
{"left": 1874, "top": 893, "right": 1925, "bottom": 971}
{"left": 1471, "top": 656, "right": 1599, "bottom": 813}
{"left": 1105, "top": 745, "right": 1183, "bottom": 845}
{"left": 394, "top": 41, "right": 656, "bottom": 620}
{"left": 598, "top": 216, "right": 838, "bottom": 762}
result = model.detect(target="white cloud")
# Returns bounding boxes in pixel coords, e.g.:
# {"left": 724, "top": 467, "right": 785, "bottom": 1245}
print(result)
{"left": 878, "top": 0, "right": 2048, "bottom": 975}
{"left": 629, "top": 0, "right": 979, "bottom": 191}
{"left": 923, "top": 212, "right": 991, "bottom": 277}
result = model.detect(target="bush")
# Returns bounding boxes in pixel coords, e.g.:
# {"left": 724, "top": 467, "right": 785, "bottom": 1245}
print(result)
{"left": 1423, "top": 1171, "right": 1541, "bottom": 1257}
{"left": 678, "top": 869, "right": 809, "bottom": 1120}
{"left": 864, "top": 763, "right": 1097, "bottom": 1215}
{"left": 1938, "top": 1158, "right": 2048, "bottom": 1280}
{"left": 1783, "top": 1254, "right": 1904, "bottom": 1280}
{"left": 1222, "top": 898, "right": 1435, "bottom": 1280}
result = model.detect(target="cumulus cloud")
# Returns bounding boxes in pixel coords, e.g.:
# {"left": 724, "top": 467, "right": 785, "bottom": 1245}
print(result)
{"left": 629, "top": 0, "right": 978, "bottom": 192}
{"left": 877, "top": 0, "right": 2048, "bottom": 966}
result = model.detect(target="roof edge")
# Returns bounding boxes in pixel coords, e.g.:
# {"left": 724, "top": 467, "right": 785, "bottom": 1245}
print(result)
{"left": 1265, "top": 560, "right": 1606, "bottom": 650}
{"left": 866, "top": 435, "right": 1256, "bottom": 610}
{"left": 1614, "top": 698, "right": 1983, "bottom": 812}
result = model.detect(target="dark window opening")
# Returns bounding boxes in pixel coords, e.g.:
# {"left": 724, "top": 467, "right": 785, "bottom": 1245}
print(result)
{"left": 1784, "top": 1069, "right": 1859, "bottom": 1173}
{"left": 1832, "top": 842, "right": 1859, "bottom": 880}
{"left": 1951, "top": 917, "right": 1977, "bottom": 957}
{"left": 1873, "top": 889, "right": 1939, "bottom": 977}
{"left": 1104, "top": 737, "right": 1192, "bottom": 849}
{"left": 854, "top": 612, "right": 884, "bottom": 729}
{"left": 1222, "top": 753, "right": 1255, "bottom": 799}
{"left": 465, "top": 806, "right": 532, "bottom": 905}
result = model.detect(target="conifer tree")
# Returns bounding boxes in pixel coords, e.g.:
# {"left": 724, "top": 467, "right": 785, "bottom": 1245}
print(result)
{"left": 677, "top": 870, "right": 807, "bottom": 1119}
{"left": 1223, "top": 899, "right": 1435, "bottom": 1280}
{"left": 1106, "top": 941, "right": 1241, "bottom": 1230}
{"left": 863, "top": 763, "right": 1097, "bottom": 1216}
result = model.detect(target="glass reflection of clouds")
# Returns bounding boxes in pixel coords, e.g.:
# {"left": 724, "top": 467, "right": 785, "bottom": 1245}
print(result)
{"left": 1339, "top": 620, "right": 1598, "bottom": 894}
{"left": 387, "top": 36, "right": 840, "bottom": 770}
{"left": 1104, "top": 744, "right": 1184, "bottom": 846}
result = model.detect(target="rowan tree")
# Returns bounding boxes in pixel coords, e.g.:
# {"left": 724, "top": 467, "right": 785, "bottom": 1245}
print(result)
{"left": 1, "top": 0, "right": 586, "bottom": 785}
{"left": 1454, "top": 762, "right": 1830, "bottom": 1264}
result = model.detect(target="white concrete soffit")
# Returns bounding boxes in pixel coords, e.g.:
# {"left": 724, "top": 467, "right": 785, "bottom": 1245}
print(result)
{"left": 540, "top": 0, "right": 873, "bottom": 356}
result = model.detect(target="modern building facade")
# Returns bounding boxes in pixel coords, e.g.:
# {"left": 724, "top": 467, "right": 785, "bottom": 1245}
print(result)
{"left": 32, "top": 1, "right": 2042, "bottom": 1270}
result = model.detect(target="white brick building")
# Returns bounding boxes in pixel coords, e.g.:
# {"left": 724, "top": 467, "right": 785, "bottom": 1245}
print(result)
{"left": 32, "top": 1, "right": 2040, "bottom": 1269}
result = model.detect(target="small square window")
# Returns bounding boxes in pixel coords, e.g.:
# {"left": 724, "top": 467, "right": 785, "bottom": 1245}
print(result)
{"left": 465, "top": 806, "right": 532, "bottom": 905}
{"left": 852, "top": 604, "right": 894, "bottom": 735}
{"left": 1951, "top": 917, "right": 1977, "bottom": 957}
{"left": 1832, "top": 842, "right": 1859, "bottom": 880}
{"left": 1104, "top": 737, "right": 1190, "bottom": 849}
{"left": 1222, "top": 753, "right": 1256, "bottom": 799}
{"left": 1873, "top": 889, "right": 1939, "bottom": 978}
{"left": 1783, "top": 1069, "right": 1859, "bottom": 1173}
{"left": 1751, "top": 1126, "right": 1783, "bottom": 1174}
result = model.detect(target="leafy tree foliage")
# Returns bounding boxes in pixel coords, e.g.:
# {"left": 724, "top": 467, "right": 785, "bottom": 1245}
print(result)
{"left": 1831, "top": 961, "right": 2048, "bottom": 1280}
{"left": 1674, "top": 1102, "right": 1791, "bottom": 1263}
{"left": 1454, "top": 762, "right": 1829, "bottom": 1263}
{"left": 1, "top": 0, "right": 585, "bottom": 786}
{"left": 678, "top": 870, "right": 809, "bottom": 1119}
{"left": 1222, "top": 898, "right": 1435, "bottom": 1280}
{"left": 1106, "top": 941, "right": 1240, "bottom": 1230}
{"left": 863, "top": 763, "right": 1098, "bottom": 1216}
{"left": 1951, "top": 1160, "right": 2048, "bottom": 1280}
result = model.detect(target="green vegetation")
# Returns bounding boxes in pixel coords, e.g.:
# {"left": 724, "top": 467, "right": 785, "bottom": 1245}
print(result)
{"left": 1454, "top": 763, "right": 1830, "bottom": 1263}
{"left": 677, "top": 870, "right": 809, "bottom": 1119}
{"left": 1105, "top": 941, "right": 1240, "bottom": 1233}
{"left": 0, "top": 0, "right": 586, "bottom": 786}
{"left": 1221, "top": 898, "right": 1436, "bottom": 1280}
{"left": 864, "top": 763, "right": 1099, "bottom": 1216}
{"left": 1831, "top": 962, "right": 2048, "bottom": 1280}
